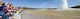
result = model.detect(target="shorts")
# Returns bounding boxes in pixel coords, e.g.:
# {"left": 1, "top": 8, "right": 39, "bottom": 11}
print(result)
{"left": 7, "top": 13, "right": 14, "bottom": 17}
{"left": 8, "top": 10, "right": 11, "bottom": 11}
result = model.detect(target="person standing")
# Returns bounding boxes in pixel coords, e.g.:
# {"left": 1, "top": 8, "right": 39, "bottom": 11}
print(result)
{"left": 0, "top": 0, "right": 10, "bottom": 19}
{"left": 6, "top": 4, "right": 14, "bottom": 19}
{"left": 13, "top": 7, "right": 21, "bottom": 19}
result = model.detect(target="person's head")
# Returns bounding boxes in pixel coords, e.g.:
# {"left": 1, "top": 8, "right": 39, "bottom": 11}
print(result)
{"left": 0, "top": 0, "right": 3, "bottom": 2}
{"left": 7, "top": 4, "right": 12, "bottom": 7}
{"left": 10, "top": 4, "right": 11, "bottom": 6}
{"left": 0, "top": 0, "right": 3, "bottom": 5}
{"left": 18, "top": 7, "right": 20, "bottom": 9}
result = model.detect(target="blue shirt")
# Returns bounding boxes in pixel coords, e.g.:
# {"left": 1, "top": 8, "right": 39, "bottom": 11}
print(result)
{"left": 0, "top": 3, "right": 6, "bottom": 11}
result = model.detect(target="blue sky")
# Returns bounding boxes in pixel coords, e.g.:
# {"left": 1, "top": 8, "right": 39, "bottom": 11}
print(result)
{"left": 3, "top": 0, "right": 80, "bottom": 8}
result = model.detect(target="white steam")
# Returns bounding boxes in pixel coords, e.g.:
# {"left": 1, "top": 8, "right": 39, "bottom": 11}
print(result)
{"left": 62, "top": 0, "right": 68, "bottom": 9}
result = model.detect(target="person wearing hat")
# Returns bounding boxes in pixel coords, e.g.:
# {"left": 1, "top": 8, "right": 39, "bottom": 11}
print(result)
{"left": 0, "top": 0, "right": 9, "bottom": 19}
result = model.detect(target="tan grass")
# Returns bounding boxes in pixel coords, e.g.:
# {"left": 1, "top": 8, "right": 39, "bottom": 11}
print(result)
{"left": 26, "top": 10, "right": 80, "bottom": 19}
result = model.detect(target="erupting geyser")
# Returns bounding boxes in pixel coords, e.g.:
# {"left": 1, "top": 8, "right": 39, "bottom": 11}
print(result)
{"left": 62, "top": 0, "right": 68, "bottom": 9}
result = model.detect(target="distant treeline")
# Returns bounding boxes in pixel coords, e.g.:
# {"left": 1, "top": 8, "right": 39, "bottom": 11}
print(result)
{"left": 16, "top": 5, "right": 80, "bottom": 10}
{"left": 18, "top": 7, "right": 57, "bottom": 10}
{"left": 71, "top": 5, "right": 80, "bottom": 9}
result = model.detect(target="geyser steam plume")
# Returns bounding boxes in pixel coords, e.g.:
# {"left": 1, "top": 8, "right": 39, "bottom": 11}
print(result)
{"left": 62, "top": 0, "right": 68, "bottom": 9}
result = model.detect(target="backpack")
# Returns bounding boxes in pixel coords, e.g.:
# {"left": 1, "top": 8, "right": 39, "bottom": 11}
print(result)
{"left": 0, "top": 3, "right": 6, "bottom": 11}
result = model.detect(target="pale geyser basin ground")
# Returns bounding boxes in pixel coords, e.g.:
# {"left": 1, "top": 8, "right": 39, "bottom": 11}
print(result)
{"left": 22, "top": 9, "right": 80, "bottom": 19}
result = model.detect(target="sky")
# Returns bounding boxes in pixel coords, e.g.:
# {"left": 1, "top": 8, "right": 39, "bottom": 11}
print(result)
{"left": 3, "top": 0, "right": 80, "bottom": 8}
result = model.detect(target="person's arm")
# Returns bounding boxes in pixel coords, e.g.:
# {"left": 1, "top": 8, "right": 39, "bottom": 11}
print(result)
{"left": 5, "top": 2, "right": 9, "bottom": 6}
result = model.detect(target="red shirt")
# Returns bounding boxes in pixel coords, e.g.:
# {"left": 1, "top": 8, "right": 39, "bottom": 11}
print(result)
{"left": 7, "top": 6, "right": 11, "bottom": 10}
